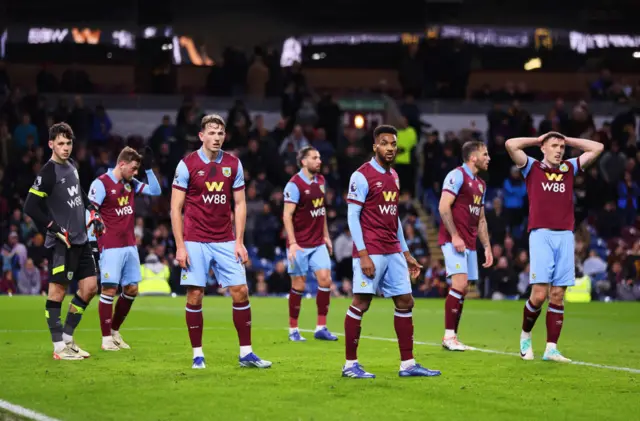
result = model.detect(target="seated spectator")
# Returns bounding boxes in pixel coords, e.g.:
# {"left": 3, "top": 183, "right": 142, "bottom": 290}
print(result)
{"left": 17, "top": 258, "right": 40, "bottom": 295}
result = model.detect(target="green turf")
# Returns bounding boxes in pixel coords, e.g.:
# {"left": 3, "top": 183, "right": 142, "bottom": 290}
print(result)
{"left": 1, "top": 296, "right": 639, "bottom": 421}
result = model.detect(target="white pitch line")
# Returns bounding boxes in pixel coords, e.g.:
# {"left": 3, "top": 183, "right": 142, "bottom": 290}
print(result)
{"left": 2, "top": 326, "right": 639, "bottom": 375}
{"left": 0, "top": 399, "right": 61, "bottom": 421}
{"left": 298, "top": 329, "right": 640, "bottom": 374}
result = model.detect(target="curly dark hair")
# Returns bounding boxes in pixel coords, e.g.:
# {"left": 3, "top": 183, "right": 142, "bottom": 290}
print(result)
{"left": 48, "top": 122, "right": 75, "bottom": 141}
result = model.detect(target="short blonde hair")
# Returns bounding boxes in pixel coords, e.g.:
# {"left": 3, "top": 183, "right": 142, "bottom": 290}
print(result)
{"left": 201, "top": 114, "right": 226, "bottom": 131}
{"left": 117, "top": 146, "right": 142, "bottom": 164}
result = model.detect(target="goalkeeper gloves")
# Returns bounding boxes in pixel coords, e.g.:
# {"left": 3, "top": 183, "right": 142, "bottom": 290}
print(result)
{"left": 49, "top": 222, "right": 71, "bottom": 248}
{"left": 86, "top": 209, "right": 106, "bottom": 237}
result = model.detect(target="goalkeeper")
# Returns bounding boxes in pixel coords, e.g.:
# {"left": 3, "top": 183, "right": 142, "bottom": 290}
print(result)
{"left": 23, "top": 122, "right": 105, "bottom": 360}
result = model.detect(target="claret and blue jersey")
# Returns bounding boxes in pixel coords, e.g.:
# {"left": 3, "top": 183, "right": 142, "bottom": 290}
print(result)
{"left": 283, "top": 171, "right": 331, "bottom": 277}
{"left": 87, "top": 168, "right": 161, "bottom": 286}
{"left": 521, "top": 156, "right": 580, "bottom": 287}
{"left": 346, "top": 158, "right": 411, "bottom": 298}
{"left": 172, "top": 149, "right": 247, "bottom": 289}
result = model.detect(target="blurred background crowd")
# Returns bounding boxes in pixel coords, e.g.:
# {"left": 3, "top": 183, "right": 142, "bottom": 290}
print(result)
{"left": 1, "top": 0, "right": 640, "bottom": 302}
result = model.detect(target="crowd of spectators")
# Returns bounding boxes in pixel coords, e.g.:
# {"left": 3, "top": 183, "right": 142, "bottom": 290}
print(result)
{"left": 1, "top": 65, "right": 640, "bottom": 301}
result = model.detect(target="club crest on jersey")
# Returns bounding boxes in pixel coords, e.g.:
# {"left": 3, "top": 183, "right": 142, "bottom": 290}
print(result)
{"left": 67, "top": 272, "right": 74, "bottom": 281}
{"left": 124, "top": 183, "right": 132, "bottom": 192}
{"left": 559, "top": 163, "right": 569, "bottom": 173}
{"left": 478, "top": 184, "right": 484, "bottom": 194}
{"left": 222, "top": 167, "right": 231, "bottom": 178}
{"left": 361, "top": 281, "right": 367, "bottom": 287}
{"left": 103, "top": 272, "right": 110, "bottom": 279}
{"left": 319, "top": 184, "right": 325, "bottom": 194}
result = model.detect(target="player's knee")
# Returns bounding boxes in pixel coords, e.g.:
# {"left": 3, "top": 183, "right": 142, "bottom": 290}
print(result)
{"left": 124, "top": 284, "right": 139, "bottom": 297}
{"left": 394, "top": 294, "right": 414, "bottom": 310}
{"left": 316, "top": 271, "right": 332, "bottom": 288}
{"left": 549, "top": 288, "right": 565, "bottom": 305}
{"left": 47, "top": 283, "right": 66, "bottom": 302}
{"left": 186, "top": 287, "right": 205, "bottom": 305}
{"left": 230, "top": 284, "right": 249, "bottom": 302}
{"left": 451, "top": 274, "right": 469, "bottom": 292}
{"left": 530, "top": 287, "right": 548, "bottom": 305}
{"left": 79, "top": 279, "right": 98, "bottom": 300}
{"left": 351, "top": 295, "right": 372, "bottom": 313}
{"left": 291, "top": 276, "right": 306, "bottom": 292}
{"left": 101, "top": 285, "right": 117, "bottom": 297}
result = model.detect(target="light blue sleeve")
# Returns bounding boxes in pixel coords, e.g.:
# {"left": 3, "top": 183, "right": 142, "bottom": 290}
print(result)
{"left": 482, "top": 188, "right": 487, "bottom": 205}
{"left": 397, "top": 218, "right": 409, "bottom": 253}
{"left": 87, "top": 179, "right": 106, "bottom": 207}
{"left": 137, "top": 170, "right": 162, "bottom": 196}
{"left": 346, "top": 171, "right": 369, "bottom": 204}
{"left": 442, "top": 169, "right": 463, "bottom": 196}
{"left": 86, "top": 210, "right": 96, "bottom": 242}
{"left": 347, "top": 203, "right": 366, "bottom": 252}
{"left": 283, "top": 182, "right": 300, "bottom": 204}
{"left": 172, "top": 160, "right": 189, "bottom": 190}
{"left": 233, "top": 160, "right": 245, "bottom": 190}
{"left": 567, "top": 158, "right": 580, "bottom": 176}
{"left": 520, "top": 156, "right": 536, "bottom": 178}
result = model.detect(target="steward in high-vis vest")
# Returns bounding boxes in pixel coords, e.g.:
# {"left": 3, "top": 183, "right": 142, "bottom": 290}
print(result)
{"left": 565, "top": 274, "right": 592, "bottom": 303}
{"left": 138, "top": 254, "right": 171, "bottom": 296}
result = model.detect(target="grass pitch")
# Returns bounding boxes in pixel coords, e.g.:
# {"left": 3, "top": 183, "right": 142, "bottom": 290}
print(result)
{"left": 1, "top": 296, "right": 639, "bottom": 421}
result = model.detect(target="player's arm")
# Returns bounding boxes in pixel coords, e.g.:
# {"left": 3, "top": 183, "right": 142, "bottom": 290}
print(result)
{"left": 86, "top": 179, "right": 107, "bottom": 236}
{"left": 135, "top": 169, "right": 162, "bottom": 196}
{"left": 282, "top": 182, "right": 300, "bottom": 246}
{"left": 478, "top": 207, "right": 491, "bottom": 250}
{"left": 505, "top": 137, "right": 540, "bottom": 168}
{"left": 23, "top": 164, "right": 56, "bottom": 230}
{"left": 438, "top": 169, "right": 463, "bottom": 239}
{"left": 24, "top": 165, "right": 71, "bottom": 247}
{"left": 397, "top": 218, "right": 410, "bottom": 255}
{"left": 171, "top": 161, "right": 189, "bottom": 258}
{"left": 232, "top": 160, "right": 247, "bottom": 245}
{"left": 564, "top": 136, "right": 605, "bottom": 170}
{"left": 346, "top": 172, "right": 369, "bottom": 256}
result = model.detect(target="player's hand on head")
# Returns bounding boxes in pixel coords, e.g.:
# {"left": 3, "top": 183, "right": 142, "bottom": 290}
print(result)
{"left": 235, "top": 242, "right": 248, "bottom": 264}
{"left": 176, "top": 246, "right": 190, "bottom": 269}
{"left": 452, "top": 235, "right": 466, "bottom": 253}
{"left": 142, "top": 146, "right": 155, "bottom": 169}
{"left": 360, "top": 255, "right": 375, "bottom": 279}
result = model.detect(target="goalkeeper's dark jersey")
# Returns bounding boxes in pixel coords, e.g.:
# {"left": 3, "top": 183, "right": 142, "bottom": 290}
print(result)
{"left": 26, "top": 159, "right": 88, "bottom": 248}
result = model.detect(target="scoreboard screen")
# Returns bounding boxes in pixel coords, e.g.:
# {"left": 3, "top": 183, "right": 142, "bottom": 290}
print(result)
{"left": 338, "top": 99, "right": 387, "bottom": 129}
